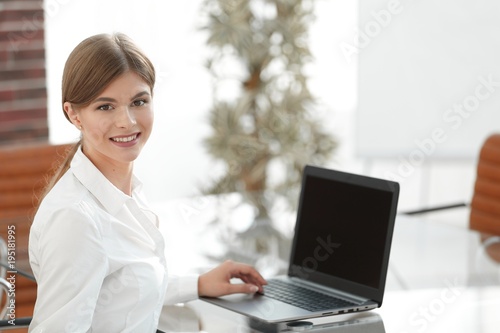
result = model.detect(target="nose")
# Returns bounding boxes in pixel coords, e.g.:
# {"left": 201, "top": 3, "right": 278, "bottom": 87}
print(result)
{"left": 115, "top": 106, "right": 136, "bottom": 129}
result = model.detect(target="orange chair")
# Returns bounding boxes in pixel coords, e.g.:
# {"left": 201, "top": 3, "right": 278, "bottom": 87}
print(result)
{"left": 0, "top": 142, "right": 72, "bottom": 332}
{"left": 467, "top": 134, "right": 500, "bottom": 264}
{"left": 469, "top": 134, "right": 500, "bottom": 236}
{"left": 402, "top": 134, "right": 500, "bottom": 264}
{"left": 402, "top": 134, "right": 500, "bottom": 233}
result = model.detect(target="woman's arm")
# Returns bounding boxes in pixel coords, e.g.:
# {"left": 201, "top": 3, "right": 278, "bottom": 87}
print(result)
{"left": 29, "top": 205, "right": 108, "bottom": 332}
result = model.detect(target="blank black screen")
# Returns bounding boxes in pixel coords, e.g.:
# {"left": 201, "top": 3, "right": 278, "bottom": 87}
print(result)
{"left": 291, "top": 175, "right": 393, "bottom": 289}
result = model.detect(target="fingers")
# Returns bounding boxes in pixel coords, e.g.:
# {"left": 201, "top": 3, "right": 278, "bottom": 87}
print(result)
{"left": 225, "top": 260, "right": 267, "bottom": 292}
{"left": 198, "top": 260, "right": 267, "bottom": 297}
{"left": 239, "top": 275, "right": 267, "bottom": 293}
{"left": 227, "top": 282, "right": 260, "bottom": 295}
{"left": 226, "top": 260, "right": 267, "bottom": 283}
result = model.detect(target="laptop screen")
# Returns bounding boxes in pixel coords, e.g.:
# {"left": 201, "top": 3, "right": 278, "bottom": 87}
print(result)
{"left": 289, "top": 166, "right": 398, "bottom": 299}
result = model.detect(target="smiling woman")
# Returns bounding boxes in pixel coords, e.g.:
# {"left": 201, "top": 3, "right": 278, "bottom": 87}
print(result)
{"left": 28, "top": 33, "right": 266, "bottom": 332}
{"left": 40, "top": 33, "right": 156, "bottom": 200}
{"left": 64, "top": 71, "right": 154, "bottom": 195}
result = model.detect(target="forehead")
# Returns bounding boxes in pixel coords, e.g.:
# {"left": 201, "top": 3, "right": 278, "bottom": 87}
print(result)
{"left": 97, "top": 71, "right": 151, "bottom": 98}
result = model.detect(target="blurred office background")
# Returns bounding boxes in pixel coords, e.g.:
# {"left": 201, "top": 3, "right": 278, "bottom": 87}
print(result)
{"left": 3, "top": 0, "right": 497, "bottom": 226}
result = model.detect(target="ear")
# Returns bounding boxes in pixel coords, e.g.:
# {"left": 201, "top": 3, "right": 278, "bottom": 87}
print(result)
{"left": 64, "top": 102, "right": 81, "bottom": 129}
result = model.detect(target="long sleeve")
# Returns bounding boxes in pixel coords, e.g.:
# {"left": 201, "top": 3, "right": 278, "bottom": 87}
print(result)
{"left": 163, "top": 274, "right": 199, "bottom": 305}
{"left": 29, "top": 204, "right": 108, "bottom": 333}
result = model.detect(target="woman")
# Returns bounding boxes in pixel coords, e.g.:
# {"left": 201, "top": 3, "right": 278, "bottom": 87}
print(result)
{"left": 28, "top": 33, "right": 266, "bottom": 332}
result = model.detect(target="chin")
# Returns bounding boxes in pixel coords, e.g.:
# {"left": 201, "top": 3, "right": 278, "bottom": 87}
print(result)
{"left": 113, "top": 149, "right": 143, "bottom": 163}
{"left": 122, "top": 152, "right": 142, "bottom": 163}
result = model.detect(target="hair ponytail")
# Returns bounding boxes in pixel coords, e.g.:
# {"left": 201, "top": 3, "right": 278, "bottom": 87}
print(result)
{"left": 32, "top": 140, "right": 81, "bottom": 217}
{"left": 46, "top": 140, "right": 81, "bottom": 193}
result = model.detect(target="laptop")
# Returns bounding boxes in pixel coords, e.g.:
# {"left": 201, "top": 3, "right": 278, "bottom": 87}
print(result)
{"left": 201, "top": 165, "right": 400, "bottom": 323}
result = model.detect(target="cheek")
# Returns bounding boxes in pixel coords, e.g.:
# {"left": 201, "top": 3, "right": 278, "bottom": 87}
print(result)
{"left": 86, "top": 118, "right": 114, "bottom": 144}
{"left": 141, "top": 109, "right": 154, "bottom": 131}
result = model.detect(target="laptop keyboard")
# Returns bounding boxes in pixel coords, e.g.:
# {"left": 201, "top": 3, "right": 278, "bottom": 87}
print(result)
{"left": 262, "top": 279, "right": 357, "bottom": 312}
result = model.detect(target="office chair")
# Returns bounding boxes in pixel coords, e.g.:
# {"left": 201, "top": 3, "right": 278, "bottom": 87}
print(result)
{"left": 402, "top": 134, "right": 500, "bottom": 232}
{"left": 0, "top": 142, "right": 72, "bottom": 332}
{"left": 402, "top": 133, "right": 500, "bottom": 266}
{"left": 469, "top": 133, "right": 500, "bottom": 235}
{"left": 469, "top": 133, "right": 500, "bottom": 265}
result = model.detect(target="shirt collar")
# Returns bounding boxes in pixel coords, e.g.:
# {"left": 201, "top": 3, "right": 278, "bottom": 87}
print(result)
{"left": 71, "top": 147, "right": 144, "bottom": 215}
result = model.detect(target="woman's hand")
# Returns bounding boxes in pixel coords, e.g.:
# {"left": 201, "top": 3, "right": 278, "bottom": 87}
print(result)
{"left": 198, "top": 260, "right": 267, "bottom": 298}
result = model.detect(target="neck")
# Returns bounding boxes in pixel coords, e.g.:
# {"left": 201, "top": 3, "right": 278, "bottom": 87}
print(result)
{"left": 103, "top": 164, "right": 134, "bottom": 196}
{"left": 81, "top": 148, "right": 134, "bottom": 196}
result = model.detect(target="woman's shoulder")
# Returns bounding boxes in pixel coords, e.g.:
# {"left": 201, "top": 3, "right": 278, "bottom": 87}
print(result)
{"left": 32, "top": 170, "right": 103, "bottom": 231}
{"left": 41, "top": 169, "right": 90, "bottom": 206}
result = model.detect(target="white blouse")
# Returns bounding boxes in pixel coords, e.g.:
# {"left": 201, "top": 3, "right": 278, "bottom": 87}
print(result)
{"left": 28, "top": 148, "right": 199, "bottom": 332}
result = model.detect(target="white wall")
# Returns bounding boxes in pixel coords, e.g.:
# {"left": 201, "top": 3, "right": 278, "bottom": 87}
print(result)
{"left": 356, "top": 0, "right": 500, "bottom": 159}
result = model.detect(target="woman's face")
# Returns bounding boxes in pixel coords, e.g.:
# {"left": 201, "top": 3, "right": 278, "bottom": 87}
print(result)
{"left": 64, "top": 71, "right": 154, "bottom": 169}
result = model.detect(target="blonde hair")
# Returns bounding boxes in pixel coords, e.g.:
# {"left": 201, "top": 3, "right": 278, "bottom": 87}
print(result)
{"left": 40, "top": 33, "right": 155, "bottom": 203}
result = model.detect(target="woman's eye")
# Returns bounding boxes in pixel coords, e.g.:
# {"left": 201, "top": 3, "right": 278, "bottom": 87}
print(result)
{"left": 132, "top": 99, "right": 146, "bottom": 107}
{"left": 97, "top": 104, "right": 113, "bottom": 111}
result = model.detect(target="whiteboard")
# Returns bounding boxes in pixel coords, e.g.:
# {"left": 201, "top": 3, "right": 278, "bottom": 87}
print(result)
{"left": 356, "top": 0, "right": 500, "bottom": 159}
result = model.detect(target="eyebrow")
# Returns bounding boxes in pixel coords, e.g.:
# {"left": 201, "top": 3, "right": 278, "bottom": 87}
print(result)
{"left": 93, "top": 91, "right": 151, "bottom": 104}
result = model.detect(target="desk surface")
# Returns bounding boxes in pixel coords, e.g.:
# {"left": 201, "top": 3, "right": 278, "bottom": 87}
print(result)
{"left": 158, "top": 287, "right": 500, "bottom": 332}
{"left": 152, "top": 194, "right": 500, "bottom": 332}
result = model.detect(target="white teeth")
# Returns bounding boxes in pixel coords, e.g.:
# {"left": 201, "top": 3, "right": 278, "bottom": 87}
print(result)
{"left": 111, "top": 134, "right": 137, "bottom": 143}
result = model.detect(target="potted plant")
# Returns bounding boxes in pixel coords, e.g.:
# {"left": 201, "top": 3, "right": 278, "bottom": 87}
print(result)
{"left": 201, "top": 0, "right": 336, "bottom": 260}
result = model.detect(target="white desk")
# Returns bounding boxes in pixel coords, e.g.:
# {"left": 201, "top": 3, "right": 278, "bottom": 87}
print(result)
{"left": 151, "top": 195, "right": 500, "bottom": 332}
{"left": 387, "top": 214, "right": 496, "bottom": 290}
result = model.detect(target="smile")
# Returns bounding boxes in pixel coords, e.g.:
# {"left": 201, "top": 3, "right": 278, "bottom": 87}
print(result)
{"left": 110, "top": 134, "right": 139, "bottom": 143}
